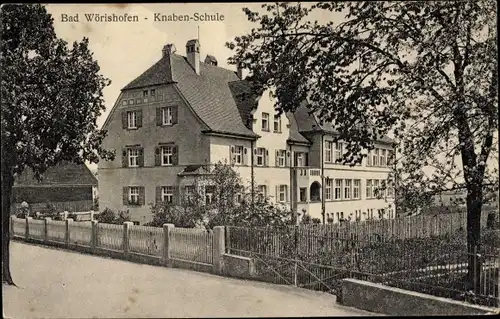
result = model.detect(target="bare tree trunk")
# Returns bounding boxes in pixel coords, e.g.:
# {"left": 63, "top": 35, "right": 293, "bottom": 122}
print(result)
{"left": 466, "top": 184, "right": 483, "bottom": 294}
{"left": 2, "top": 164, "right": 15, "bottom": 285}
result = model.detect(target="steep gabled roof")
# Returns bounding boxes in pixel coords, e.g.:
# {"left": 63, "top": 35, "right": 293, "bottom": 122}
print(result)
{"left": 122, "top": 54, "right": 258, "bottom": 138}
{"left": 14, "top": 162, "right": 98, "bottom": 187}
{"left": 228, "top": 80, "right": 259, "bottom": 129}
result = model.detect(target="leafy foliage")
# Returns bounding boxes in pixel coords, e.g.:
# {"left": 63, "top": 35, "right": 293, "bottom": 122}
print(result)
{"left": 96, "top": 207, "right": 131, "bottom": 225}
{"left": 1, "top": 4, "right": 115, "bottom": 283}
{"left": 227, "top": 1, "right": 498, "bottom": 292}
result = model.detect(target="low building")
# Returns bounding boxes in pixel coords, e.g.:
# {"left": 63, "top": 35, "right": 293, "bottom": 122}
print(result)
{"left": 11, "top": 162, "right": 98, "bottom": 214}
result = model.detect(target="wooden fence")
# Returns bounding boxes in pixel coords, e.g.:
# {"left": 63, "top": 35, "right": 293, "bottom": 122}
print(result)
{"left": 300, "top": 210, "right": 495, "bottom": 241}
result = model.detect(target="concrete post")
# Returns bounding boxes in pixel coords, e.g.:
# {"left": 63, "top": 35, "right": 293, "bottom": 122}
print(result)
{"left": 162, "top": 224, "right": 175, "bottom": 266}
{"left": 91, "top": 220, "right": 98, "bottom": 250}
{"left": 25, "top": 216, "right": 31, "bottom": 239}
{"left": 90, "top": 210, "right": 94, "bottom": 221}
{"left": 213, "top": 226, "right": 225, "bottom": 274}
{"left": 63, "top": 211, "right": 68, "bottom": 221}
{"left": 10, "top": 215, "right": 14, "bottom": 239}
{"left": 123, "top": 222, "right": 133, "bottom": 255}
{"left": 65, "top": 218, "right": 73, "bottom": 248}
{"left": 44, "top": 217, "right": 51, "bottom": 242}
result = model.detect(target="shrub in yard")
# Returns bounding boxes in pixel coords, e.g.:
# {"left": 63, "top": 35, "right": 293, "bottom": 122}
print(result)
{"left": 115, "top": 210, "right": 131, "bottom": 224}
{"left": 97, "top": 207, "right": 116, "bottom": 224}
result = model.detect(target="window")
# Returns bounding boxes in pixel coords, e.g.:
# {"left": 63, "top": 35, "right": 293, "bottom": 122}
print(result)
{"left": 373, "top": 179, "right": 380, "bottom": 197}
{"left": 334, "top": 142, "right": 343, "bottom": 163}
{"left": 262, "top": 112, "right": 270, "bottom": 131}
{"left": 128, "top": 99, "right": 134, "bottom": 105}
{"left": 256, "top": 148, "right": 265, "bottom": 166}
{"left": 257, "top": 185, "right": 267, "bottom": 202}
{"left": 127, "top": 111, "right": 137, "bottom": 129}
{"left": 387, "top": 183, "right": 394, "bottom": 198}
{"left": 381, "top": 149, "right": 387, "bottom": 167}
{"left": 273, "top": 115, "right": 281, "bottom": 132}
{"left": 335, "top": 179, "right": 342, "bottom": 200}
{"left": 278, "top": 185, "right": 287, "bottom": 202}
{"left": 161, "top": 186, "right": 173, "bottom": 203}
{"left": 233, "top": 145, "right": 243, "bottom": 164}
{"left": 299, "top": 187, "right": 307, "bottom": 202}
{"left": 162, "top": 107, "right": 172, "bottom": 125}
{"left": 295, "top": 152, "right": 305, "bottom": 167}
{"left": 374, "top": 149, "right": 380, "bottom": 166}
{"left": 366, "top": 180, "right": 373, "bottom": 198}
{"left": 325, "top": 141, "right": 333, "bottom": 163}
{"left": 184, "top": 185, "right": 195, "bottom": 203}
{"left": 128, "top": 148, "right": 139, "bottom": 167}
{"left": 150, "top": 89, "right": 156, "bottom": 97}
{"left": 344, "top": 179, "right": 352, "bottom": 200}
{"left": 380, "top": 180, "right": 386, "bottom": 198}
{"left": 205, "top": 185, "right": 215, "bottom": 204}
{"left": 143, "top": 90, "right": 148, "bottom": 103}
{"left": 122, "top": 100, "right": 128, "bottom": 106}
{"left": 325, "top": 179, "right": 332, "bottom": 200}
{"left": 353, "top": 179, "right": 360, "bottom": 199}
{"left": 161, "top": 146, "right": 173, "bottom": 166}
{"left": 277, "top": 150, "right": 286, "bottom": 167}
{"left": 129, "top": 187, "right": 140, "bottom": 204}
{"left": 387, "top": 150, "right": 394, "bottom": 166}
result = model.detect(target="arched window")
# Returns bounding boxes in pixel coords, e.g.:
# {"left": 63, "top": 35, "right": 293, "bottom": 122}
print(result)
{"left": 310, "top": 182, "right": 321, "bottom": 202}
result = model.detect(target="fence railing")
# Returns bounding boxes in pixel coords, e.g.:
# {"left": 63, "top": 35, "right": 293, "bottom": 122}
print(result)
{"left": 169, "top": 227, "right": 213, "bottom": 264}
{"left": 10, "top": 216, "right": 219, "bottom": 269}
{"left": 300, "top": 210, "right": 494, "bottom": 241}
{"left": 129, "top": 225, "right": 163, "bottom": 257}
{"left": 226, "top": 225, "right": 500, "bottom": 308}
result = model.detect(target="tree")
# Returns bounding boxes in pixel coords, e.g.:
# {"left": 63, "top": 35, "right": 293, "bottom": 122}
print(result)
{"left": 227, "top": 1, "right": 497, "bottom": 293}
{"left": 1, "top": 4, "right": 114, "bottom": 284}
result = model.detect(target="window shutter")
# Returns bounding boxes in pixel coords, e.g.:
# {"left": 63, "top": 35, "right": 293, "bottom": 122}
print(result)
{"left": 172, "top": 106, "right": 178, "bottom": 125}
{"left": 172, "top": 145, "right": 179, "bottom": 165}
{"left": 156, "top": 108, "right": 162, "bottom": 126}
{"left": 155, "top": 147, "right": 161, "bottom": 166}
{"left": 137, "top": 109, "right": 143, "bottom": 128}
{"left": 265, "top": 149, "right": 269, "bottom": 166}
{"left": 139, "top": 186, "right": 145, "bottom": 206}
{"left": 123, "top": 187, "right": 128, "bottom": 205}
{"left": 275, "top": 185, "right": 279, "bottom": 202}
{"left": 230, "top": 146, "right": 235, "bottom": 165}
{"left": 293, "top": 152, "right": 298, "bottom": 167}
{"left": 305, "top": 153, "right": 309, "bottom": 166}
{"left": 242, "top": 148, "right": 247, "bottom": 165}
{"left": 122, "top": 111, "right": 127, "bottom": 129}
{"left": 253, "top": 148, "right": 257, "bottom": 165}
{"left": 156, "top": 186, "right": 161, "bottom": 204}
{"left": 122, "top": 148, "right": 128, "bottom": 167}
{"left": 138, "top": 147, "right": 144, "bottom": 167}
{"left": 275, "top": 150, "right": 279, "bottom": 166}
{"left": 286, "top": 151, "right": 291, "bottom": 167}
{"left": 173, "top": 186, "right": 180, "bottom": 205}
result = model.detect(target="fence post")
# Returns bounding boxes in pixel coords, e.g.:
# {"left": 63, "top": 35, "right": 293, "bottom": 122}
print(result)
{"left": 91, "top": 220, "right": 98, "bottom": 251}
{"left": 213, "top": 226, "right": 225, "bottom": 274}
{"left": 44, "top": 217, "right": 51, "bottom": 242}
{"left": 25, "top": 216, "right": 31, "bottom": 239}
{"left": 162, "top": 223, "right": 175, "bottom": 266}
{"left": 123, "top": 221, "right": 132, "bottom": 256}
{"left": 10, "top": 215, "right": 14, "bottom": 239}
{"left": 65, "top": 218, "right": 73, "bottom": 248}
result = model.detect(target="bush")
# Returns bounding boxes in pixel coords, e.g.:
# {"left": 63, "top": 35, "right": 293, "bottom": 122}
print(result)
{"left": 97, "top": 207, "right": 116, "bottom": 224}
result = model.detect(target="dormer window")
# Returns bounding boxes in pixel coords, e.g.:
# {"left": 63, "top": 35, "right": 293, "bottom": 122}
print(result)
{"left": 143, "top": 90, "right": 148, "bottom": 103}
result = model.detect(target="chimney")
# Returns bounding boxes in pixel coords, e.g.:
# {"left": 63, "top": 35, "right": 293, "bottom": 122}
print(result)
{"left": 162, "top": 44, "right": 176, "bottom": 57}
{"left": 237, "top": 63, "right": 243, "bottom": 79}
{"left": 204, "top": 55, "right": 218, "bottom": 66}
{"left": 186, "top": 39, "right": 200, "bottom": 75}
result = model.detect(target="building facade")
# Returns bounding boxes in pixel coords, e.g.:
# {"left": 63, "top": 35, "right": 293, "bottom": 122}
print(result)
{"left": 99, "top": 40, "right": 395, "bottom": 225}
